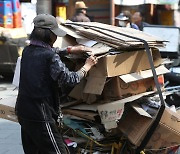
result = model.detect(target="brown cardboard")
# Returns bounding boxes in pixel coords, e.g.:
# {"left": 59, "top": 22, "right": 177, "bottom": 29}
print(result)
{"left": 54, "top": 34, "right": 77, "bottom": 48}
{"left": 119, "top": 65, "right": 169, "bottom": 83}
{"left": 69, "top": 79, "right": 86, "bottom": 100}
{"left": 118, "top": 106, "right": 180, "bottom": 148}
{"left": 84, "top": 65, "right": 167, "bottom": 96}
{"left": 83, "top": 76, "right": 106, "bottom": 95}
{"left": 62, "top": 109, "right": 99, "bottom": 121}
{"left": 0, "top": 97, "right": 17, "bottom": 122}
{"left": 58, "top": 24, "right": 85, "bottom": 39}
{"left": 102, "top": 77, "right": 155, "bottom": 99}
{"left": 61, "top": 100, "right": 82, "bottom": 108}
{"left": 97, "top": 91, "right": 155, "bottom": 130}
{"left": 89, "top": 48, "right": 162, "bottom": 78}
{"left": 146, "top": 109, "right": 180, "bottom": 149}
{"left": 118, "top": 107, "right": 152, "bottom": 146}
{"left": 160, "top": 108, "right": 180, "bottom": 130}
{"left": 85, "top": 94, "right": 97, "bottom": 104}
{"left": 65, "top": 22, "right": 165, "bottom": 49}
{"left": 69, "top": 103, "right": 98, "bottom": 112}
{"left": 146, "top": 124, "right": 180, "bottom": 151}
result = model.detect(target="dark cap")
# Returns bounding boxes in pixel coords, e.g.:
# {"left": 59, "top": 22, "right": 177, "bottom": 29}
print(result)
{"left": 33, "top": 14, "right": 66, "bottom": 37}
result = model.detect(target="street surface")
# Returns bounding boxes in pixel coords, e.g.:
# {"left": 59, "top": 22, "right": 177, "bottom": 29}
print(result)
{"left": 0, "top": 77, "right": 24, "bottom": 154}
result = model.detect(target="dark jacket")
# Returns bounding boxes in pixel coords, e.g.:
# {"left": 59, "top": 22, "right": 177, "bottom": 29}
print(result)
{"left": 138, "top": 21, "right": 149, "bottom": 31}
{"left": 130, "top": 23, "right": 139, "bottom": 30}
{"left": 71, "top": 12, "right": 90, "bottom": 22}
{"left": 16, "top": 44, "right": 82, "bottom": 122}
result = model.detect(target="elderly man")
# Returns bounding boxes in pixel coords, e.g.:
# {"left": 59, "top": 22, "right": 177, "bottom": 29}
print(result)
{"left": 132, "top": 11, "right": 149, "bottom": 31}
{"left": 71, "top": 1, "right": 91, "bottom": 22}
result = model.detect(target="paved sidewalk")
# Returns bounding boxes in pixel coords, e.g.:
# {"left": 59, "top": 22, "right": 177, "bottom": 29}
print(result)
{"left": 0, "top": 78, "right": 24, "bottom": 154}
{"left": 0, "top": 119, "right": 24, "bottom": 154}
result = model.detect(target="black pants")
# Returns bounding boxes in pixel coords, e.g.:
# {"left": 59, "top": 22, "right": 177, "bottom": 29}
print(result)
{"left": 18, "top": 118, "right": 67, "bottom": 154}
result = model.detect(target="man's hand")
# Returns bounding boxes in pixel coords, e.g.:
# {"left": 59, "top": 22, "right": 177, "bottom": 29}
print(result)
{"left": 83, "top": 55, "right": 98, "bottom": 71}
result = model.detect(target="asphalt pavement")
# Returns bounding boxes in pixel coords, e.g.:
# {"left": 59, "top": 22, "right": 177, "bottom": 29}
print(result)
{"left": 0, "top": 77, "right": 24, "bottom": 154}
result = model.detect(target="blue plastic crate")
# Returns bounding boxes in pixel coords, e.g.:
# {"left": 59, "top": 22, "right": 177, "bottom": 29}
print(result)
{"left": 11, "top": 0, "right": 20, "bottom": 13}
{"left": 0, "top": 0, "right": 20, "bottom": 13}
{"left": 0, "top": 1, "right": 12, "bottom": 16}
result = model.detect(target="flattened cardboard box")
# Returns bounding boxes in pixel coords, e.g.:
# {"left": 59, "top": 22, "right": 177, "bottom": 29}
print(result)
{"left": 54, "top": 35, "right": 77, "bottom": 48}
{"left": 0, "top": 96, "right": 17, "bottom": 122}
{"left": 89, "top": 48, "right": 162, "bottom": 78}
{"left": 102, "top": 77, "right": 155, "bottom": 99}
{"left": 97, "top": 92, "right": 155, "bottom": 130}
{"left": 146, "top": 109, "right": 180, "bottom": 149}
{"left": 62, "top": 109, "right": 99, "bottom": 121}
{"left": 118, "top": 106, "right": 180, "bottom": 149}
{"left": 84, "top": 65, "right": 169, "bottom": 96}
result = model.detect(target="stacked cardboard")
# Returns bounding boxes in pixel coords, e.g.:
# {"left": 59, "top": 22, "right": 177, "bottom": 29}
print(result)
{"left": 56, "top": 22, "right": 180, "bottom": 152}
{"left": 0, "top": 96, "right": 17, "bottom": 122}
{"left": 58, "top": 22, "right": 166, "bottom": 115}
{"left": 0, "top": 22, "right": 179, "bottom": 153}
{"left": 64, "top": 22, "right": 166, "bottom": 49}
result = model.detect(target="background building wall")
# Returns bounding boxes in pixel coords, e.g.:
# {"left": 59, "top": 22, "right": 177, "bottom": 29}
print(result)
{"left": 36, "top": 0, "right": 52, "bottom": 14}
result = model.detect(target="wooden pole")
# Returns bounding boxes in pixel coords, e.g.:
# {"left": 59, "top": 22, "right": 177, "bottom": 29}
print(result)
{"left": 110, "top": 0, "right": 115, "bottom": 25}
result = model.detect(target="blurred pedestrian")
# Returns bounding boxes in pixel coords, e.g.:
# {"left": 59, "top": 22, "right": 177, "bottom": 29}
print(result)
{"left": 132, "top": 11, "right": 149, "bottom": 31}
{"left": 71, "top": 1, "right": 91, "bottom": 22}
{"left": 115, "top": 10, "right": 139, "bottom": 30}
{"left": 15, "top": 14, "right": 97, "bottom": 154}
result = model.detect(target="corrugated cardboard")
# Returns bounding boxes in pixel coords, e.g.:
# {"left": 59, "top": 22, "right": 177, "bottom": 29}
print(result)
{"left": 83, "top": 76, "right": 106, "bottom": 95}
{"left": 146, "top": 108, "right": 180, "bottom": 149}
{"left": 58, "top": 24, "right": 85, "bottom": 40}
{"left": 0, "top": 96, "right": 17, "bottom": 122}
{"left": 53, "top": 34, "right": 77, "bottom": 48}
{"left": 118, "top": 107, "right": 152, "bottom": 146}
{"left": 89, "top": 48, "right": 162, "bottom": 78}
{"left": 85, "top": 94, "right": 97, "bottom": 104}
{"left": 97, "top": 99, "right": 124, "bottom": 130}
{"left": 118, "top": 106, "right": 180, "bottom": 148}
{"left": 62, "top": 109, "right": 99, "bottom": 121}
{"left": 97, "top": 92, "right": 154, "bottom": 130}
{"left": 85, "top": 65, "right": 168, "bottom": 96}
{"left": 65, "top": 22, "right": 166, "bottom": 49}
{"left": 69, "top": 103, "right": 98, "bottom": 112}
{"left": 68, "top": 79, "right": 98, "bottom": 104}
{"left": 119, "top": 65, "right": 169, "bottom": 83}
{"left": 102, "top": 77, "right": 155, "bottom": 99}
{"left": 69, "top": 79, "right": 86, "bottom": 100}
